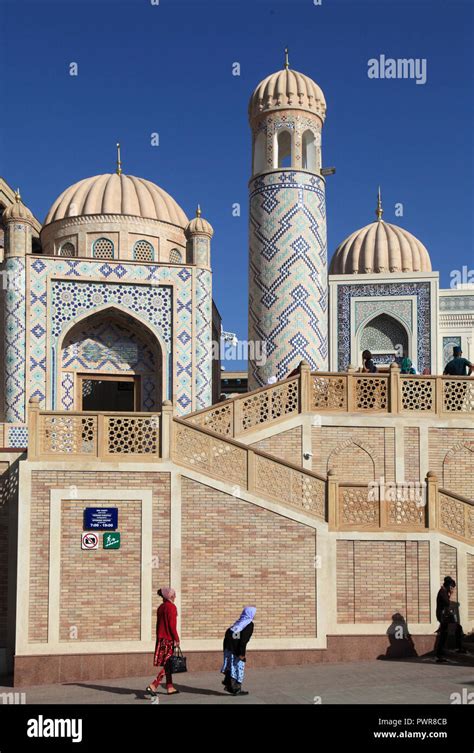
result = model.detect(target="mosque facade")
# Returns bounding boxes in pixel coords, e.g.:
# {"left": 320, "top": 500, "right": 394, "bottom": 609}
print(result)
{"left": 0, "top": 59, "right": 472, "bottom": 685}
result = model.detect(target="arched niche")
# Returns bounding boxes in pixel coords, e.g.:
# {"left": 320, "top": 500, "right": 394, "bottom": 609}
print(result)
{"left": 58, "top": 307, "right": 165, "bottom": 412}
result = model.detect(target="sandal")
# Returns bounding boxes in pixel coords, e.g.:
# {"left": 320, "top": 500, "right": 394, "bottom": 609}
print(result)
{"left": 146, "top": 685, "right": 158, "bottom": 695}
{"left": 167, "top": 688, "right": 180, "bottom": 695}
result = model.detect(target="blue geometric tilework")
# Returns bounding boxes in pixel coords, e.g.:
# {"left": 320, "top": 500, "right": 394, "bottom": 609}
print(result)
{"left": 337, "top": 281, "right": 431, "bottom": 373}
{"left": 28, "top": 258, "right": 194, "bottom": 416}
{"left": 195, "top": 269, "right": 212, "bottom": 409}
{"left": 249, "top": 170, "right": 328, "bottom": 387}
{"left": 4, "top": 258, "right": 26, "bottom": 422}
{"left": 7, "top": 425, "right": 28, "bottom": 448}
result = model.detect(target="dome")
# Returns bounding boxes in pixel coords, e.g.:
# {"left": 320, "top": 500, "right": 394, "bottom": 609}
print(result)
{"left": 3, "top": 191, "right": 35, "bottom": 223}
{"left": 249, "top": 65, "right": 326, "bottom": 122}
{"left": 185, "top": 206, "right": 213, "bottom": 238}
{"left": 44, "top": 173, "right": 188, "bottom": 228}
{"left": 329, "top": 195, "right": 432, "bottom": 275}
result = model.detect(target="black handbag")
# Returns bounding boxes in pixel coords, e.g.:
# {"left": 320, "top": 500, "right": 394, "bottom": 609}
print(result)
{"left": 166, "top": 646, "right": 187, "bottom": 674}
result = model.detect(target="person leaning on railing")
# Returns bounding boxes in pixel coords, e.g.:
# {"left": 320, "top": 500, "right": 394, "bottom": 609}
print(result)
{"left": 361, "top": 350, "right": 377, "bottom": 373}
{"left": 443, "top": 346, "right": 473, "bottom": 376}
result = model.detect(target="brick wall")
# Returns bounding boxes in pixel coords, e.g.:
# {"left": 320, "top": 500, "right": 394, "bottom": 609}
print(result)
{"left": 429, "top": 428, "right": 474, "bottom": 498}
{"left": 439, "top": 541, "right": 457, "bottom": 585}
{"left": 180, "top": 477, "right": 316, "bottom": 639}
{"left": 404, "top": 427, "right": 420, "bottom": 481}
{"left": 337, "top": 540, "right": 430, "bottom": 623}
{"left": 251, "top": 426, "right": 302, "bottom": 467}
{"left": 29, "top": 471, "right": 170, "bottom": 643}
{"left": 60, "top": 499, "right": 141, "bottom": 641}
{"left": 312, "top": 427, "right": 395, "bottom": 482}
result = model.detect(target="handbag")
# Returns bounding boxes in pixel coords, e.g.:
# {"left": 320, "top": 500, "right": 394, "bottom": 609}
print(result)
{"left": 166, "top": 645, "right": 187, "bottom": 674}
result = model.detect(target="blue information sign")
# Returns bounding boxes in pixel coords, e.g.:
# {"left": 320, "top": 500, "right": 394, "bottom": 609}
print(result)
{"left": 83, "top": 508, "right": 118, "bottom": 531}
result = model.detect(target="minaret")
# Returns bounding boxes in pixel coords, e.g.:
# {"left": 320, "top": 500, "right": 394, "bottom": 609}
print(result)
{"left": 248, "top": 51, "right": 329, "bottom": 388}
{"left": 1, "top": 190, "right": 34, "bottom": 422}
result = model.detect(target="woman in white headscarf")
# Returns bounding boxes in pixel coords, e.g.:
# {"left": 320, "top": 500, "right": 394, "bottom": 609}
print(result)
{"left": 221, "top": 606, "right": 256, "bottom": 696}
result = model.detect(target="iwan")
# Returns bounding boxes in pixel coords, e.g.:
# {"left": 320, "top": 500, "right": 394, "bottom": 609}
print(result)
{"left": 27, "top": 715, "right": 83, "bottom": 743}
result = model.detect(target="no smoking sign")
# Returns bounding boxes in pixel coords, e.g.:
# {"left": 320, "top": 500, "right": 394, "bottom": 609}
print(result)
{"left": 81, "top": 532, "right": 99, "bottom": 550}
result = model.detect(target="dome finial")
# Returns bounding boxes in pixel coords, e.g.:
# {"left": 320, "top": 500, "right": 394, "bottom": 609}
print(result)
{"left": 284, "top": 47, "right": 289, "bottom": 70}
{"left": 376, "top": 186, "right": 383, "bottom": 220}
{"left": 196, "top": 204, "right": 201, "bottom": 218}
{"left": 116, "top": 142, "right": 122, "bottom": 176}
{"left": 14, "top": 188, "right": 22, "bottom": 203}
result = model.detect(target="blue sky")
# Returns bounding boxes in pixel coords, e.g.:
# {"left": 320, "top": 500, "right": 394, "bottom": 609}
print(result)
{"left": 1, "top": 0, "right": 473, "bottom": 364}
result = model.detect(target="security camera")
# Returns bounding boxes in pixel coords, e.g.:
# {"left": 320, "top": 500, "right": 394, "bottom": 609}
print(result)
{"left": 303, "top": 452, "right": 313, "bottom": 460}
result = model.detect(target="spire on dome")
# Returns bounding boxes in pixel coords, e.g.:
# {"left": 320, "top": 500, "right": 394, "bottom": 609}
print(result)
{"left": 196, "top": 204, "right": 201, "bottom": 217}
{"left": 284, "top": 47, "right": 289, "bottom": 70}
{"left": 14, "top": 188, "right": 21, "bottom": 203}
{"left": 116, "top": 143, "right": 122, "bottom": 176}
{"left": 375, "top": 186, "right": 384, "bottom": 221}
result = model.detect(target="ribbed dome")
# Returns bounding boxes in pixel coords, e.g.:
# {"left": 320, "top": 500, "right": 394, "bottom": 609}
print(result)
{"left": 330, "top": 220, "right": 432, "bottom": 275}
{"left": 3, "top": 194, "right": 35, "bottom": 223}
{"left": 185, "top": 207, "right": 213, "bottom": 238}
{"left": 249, "top": 68, "right": 326, "bottom": 122}
{"left": 44, "top": 173, "right": 188, "bottom": 227}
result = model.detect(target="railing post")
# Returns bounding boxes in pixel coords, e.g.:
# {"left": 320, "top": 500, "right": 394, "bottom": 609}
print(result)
{"left": 234, "top": 397, "right": 243, "bottom": 437}
{"left": 247, "top": 448, "right": 256, "bottom": 493}
{"left": 27, "top": 396, "right": 40, "bottom": 460}
{"left": 389, "top": 362, "right": 400, "bottom": 414}
{"left": 426, "top": 471, "right": 438, "bottom": 530}
{"left": 327, "top": 469, "right": 338, "bottom": 530}
{"left": 161, "top": 401, "right": 173, "bottom": 460}
{"left": 435, "top": 376, "right": 444, "bottom": 416}
{"left": 97, "top": 413, "right": 105, "bottom": 460}
{"left": 347, "top": 366, "right": 356, "bottom": 412}
{"left": 299, "top": 360, "right": 311, "bottom": 414}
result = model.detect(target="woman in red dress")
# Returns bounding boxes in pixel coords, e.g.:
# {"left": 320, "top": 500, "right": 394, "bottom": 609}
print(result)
{"left": 146, "top": 587, "right": 180, "bottom": 695}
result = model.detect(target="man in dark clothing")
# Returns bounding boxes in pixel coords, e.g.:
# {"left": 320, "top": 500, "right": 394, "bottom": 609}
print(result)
{"left": 435, "top": 576, "right": 466, "bottom": 663}
{"left": 443, "top": 346, "right": 473, "bottom": 376}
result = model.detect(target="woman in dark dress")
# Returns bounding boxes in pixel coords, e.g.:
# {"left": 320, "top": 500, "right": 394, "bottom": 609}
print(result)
{"left": 146, "top": 587, "right": 180, "bottom": 696}
{"left": 221, "top": 606, "right": 256, "bottom": 696}
{"left": 362, "top": 350, "right": 377, "bottom": 373}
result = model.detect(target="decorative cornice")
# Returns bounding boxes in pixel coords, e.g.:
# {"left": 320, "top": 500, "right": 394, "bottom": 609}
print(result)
{"left": 41, "top": 213, "right": 187, "bottom": 235}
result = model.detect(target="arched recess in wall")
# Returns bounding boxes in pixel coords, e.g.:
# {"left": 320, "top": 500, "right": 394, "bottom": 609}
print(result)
{"left": 253, "top": 131, "right": 266, "bottom": 175}
{"left": 442, "top": 442, "right": 474, "bottom": 499}
{"left": 357, "top": 312, "right": 410, "bottom": 364}
{"left": 327, "top": 440, "right": 376, "bottom": 482}
{"left": 57, "top": 305, "right": 167, "bottom": 412}
{"left": 276, "top": 129, "right": 292, "bottom": 168}
{"left": 302, "top": 129, "right": 318, "bottom": 171}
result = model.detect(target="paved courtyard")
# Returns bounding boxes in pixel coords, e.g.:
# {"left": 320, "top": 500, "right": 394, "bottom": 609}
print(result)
{"left": 1, "top": 657, "right": 473, "bottom": 705}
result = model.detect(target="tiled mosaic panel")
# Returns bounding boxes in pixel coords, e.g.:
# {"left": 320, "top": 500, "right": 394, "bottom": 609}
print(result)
{"left": 360, "top": 314, "right": 408, "bottom": 353}
{"left": 443, "top": 336, "right": 462, "bottom": 367}
{"left": 354, "top": 299, "right": 413, "bottom": 332}
{"left": 61, "top": 319, "right": 158, "bottom": 411}
{"left": 249, "top": 170, "right": 328, "bottom": 387}
{"left": 195, "top": 269, "right": 212, "bottom": 408}
{"left": 4, "top": 258, "right": 26, "bottom": 422}
{"left": 28, "top": 258, "right": 195, "bottom": 415}
{"left": 7, "top": 425, "right": 28, "bottom": 447}
{"left": 440, "top": 295, "right": 474, "bottom": 311}
{"left": 337, "top": 282, "right": 431, "bottom": 373}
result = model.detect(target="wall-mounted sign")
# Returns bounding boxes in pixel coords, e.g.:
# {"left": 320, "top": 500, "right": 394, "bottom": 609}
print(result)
{"left": 83, "top": 508, "right": 118, "bottom": 530}
{"left": 81, "top": 532, "right": 99, "bottom": 550}
{"left": 103, "top": 532, "right": 121, "bottom": 550}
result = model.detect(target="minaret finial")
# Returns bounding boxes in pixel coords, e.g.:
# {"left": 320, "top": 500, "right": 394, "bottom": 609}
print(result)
{"left": 14, "top": 188, "right": 21, "bottom": 203}
{"left": 376, "top": 186, "right": 383, "bottom": 220}
{"left": 196, "top": 204, "right": 201, "bottom": 217}
{"left": 284, "top": 47, "right": 289, "bottom": 70}
{"left": 116, "top": 142, "right": 122, "bottom": 176}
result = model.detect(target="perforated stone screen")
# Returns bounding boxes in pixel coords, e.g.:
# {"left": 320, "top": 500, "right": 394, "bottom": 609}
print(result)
{"left": 170, "top": 248, "right": 182, "bottom": 263}
{"left": 93, "top": 238, "right": 114, "bottom": 259}
{"left": 59, "top": 242, "right": 76, "bottom": 257}
{"left": 133, "top": 240, "right": 154, "bottom": 262}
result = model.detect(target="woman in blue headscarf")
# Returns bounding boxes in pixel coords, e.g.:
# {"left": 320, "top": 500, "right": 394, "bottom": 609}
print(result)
{"left": 221, "top": 606, "right": 256, "bottom": 696}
